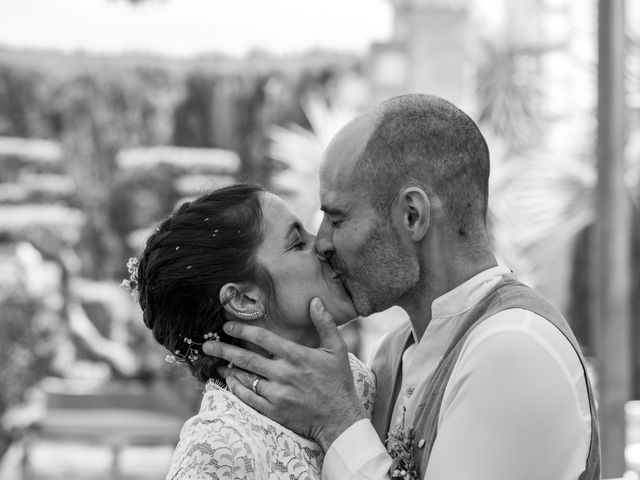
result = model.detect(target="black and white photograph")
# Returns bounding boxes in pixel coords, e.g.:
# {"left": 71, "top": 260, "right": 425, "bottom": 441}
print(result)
{"left": 0, "top": 1, "right": 638, "bottom": 479}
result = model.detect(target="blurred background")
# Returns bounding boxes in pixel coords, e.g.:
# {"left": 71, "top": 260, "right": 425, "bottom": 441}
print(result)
{"left": 0, "top": 0, "right": 638, "bottom": 478}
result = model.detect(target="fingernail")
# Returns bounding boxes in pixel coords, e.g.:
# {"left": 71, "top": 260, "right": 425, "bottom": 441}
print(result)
{"left": 216, "top": 366, "right": 227, "bottom": 377}
{"left": 312, "top": 297, "right": 323, "bottom": 313}
{"left": 223, "top": 322, "right": 234, "bottom": 334}
{"left": 202, "top": 342, "right": 216, "bottom": 355}
{"left": 227, "top": 376, "right": 240, "bottom": 395}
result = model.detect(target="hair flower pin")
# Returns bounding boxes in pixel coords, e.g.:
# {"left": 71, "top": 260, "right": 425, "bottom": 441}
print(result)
{"left": 120, "top": 257, "right": 140, "bottom": 300}
{"left": 165, "top": 332, "right": 220, "bottom": 364}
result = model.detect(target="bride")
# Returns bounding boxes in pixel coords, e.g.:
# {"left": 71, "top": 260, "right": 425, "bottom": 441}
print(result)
{"left": 126, "top": 184, "right": 375, "bottom": 479}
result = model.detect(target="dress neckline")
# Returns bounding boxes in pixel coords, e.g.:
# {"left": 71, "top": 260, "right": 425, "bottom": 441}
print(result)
{"left": 207, "top": 377, "right": 229, "bottom": 391}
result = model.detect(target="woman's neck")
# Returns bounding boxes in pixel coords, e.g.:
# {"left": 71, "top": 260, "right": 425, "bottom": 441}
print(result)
{"left": 240, "top": 326, "right": 320, "bottom": 357}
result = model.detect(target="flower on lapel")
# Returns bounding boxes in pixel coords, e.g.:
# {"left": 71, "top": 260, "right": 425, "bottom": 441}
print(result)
{"left": 386, "top": 408, "right": 418, "bottom": 480}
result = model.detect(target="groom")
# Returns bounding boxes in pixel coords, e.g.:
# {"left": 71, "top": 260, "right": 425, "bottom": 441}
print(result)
{"left": 204, "top": 94, "right": 600, "bottom": 479}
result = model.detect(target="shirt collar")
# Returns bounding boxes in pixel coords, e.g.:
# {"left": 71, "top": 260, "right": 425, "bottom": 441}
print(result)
{"left": 431, "top": 265, "right": 513, "bottom": 318}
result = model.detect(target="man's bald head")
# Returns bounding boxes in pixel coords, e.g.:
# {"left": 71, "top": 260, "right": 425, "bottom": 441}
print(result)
{"left": 320, "top": 111, "right": 378, "bottom": 196}
{"left": 352, "top": 94, "right": 491, "bottom": 238}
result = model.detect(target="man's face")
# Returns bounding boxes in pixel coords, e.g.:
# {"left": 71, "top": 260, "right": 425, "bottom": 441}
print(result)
{"left": 315, "top": 118, "right": 419, "bottom": 316}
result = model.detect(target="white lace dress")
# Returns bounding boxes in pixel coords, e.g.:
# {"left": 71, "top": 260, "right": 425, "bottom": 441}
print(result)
{"left": 166, "top": 353, "right": 375, "bottom": 480}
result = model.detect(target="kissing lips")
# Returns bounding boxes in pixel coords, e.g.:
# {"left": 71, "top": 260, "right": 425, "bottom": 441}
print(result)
{"left": 324, "top": 263, "right": 353, "bottom": 298}
{"left": 322, "top": 261, "right": 347, "bottom": 288}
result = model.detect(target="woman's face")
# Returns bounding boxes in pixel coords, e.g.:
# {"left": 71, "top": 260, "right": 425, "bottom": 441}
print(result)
{"left": 255, "top": 193, "right": 357, "bottom": 346}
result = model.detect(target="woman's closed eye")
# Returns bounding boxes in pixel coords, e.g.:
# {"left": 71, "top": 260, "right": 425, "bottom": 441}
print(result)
{"left": 288, "top": 229, "right": 308, "bottom": 251}
{"left": 285, "top": 221, "right": 314, "bottom": 252}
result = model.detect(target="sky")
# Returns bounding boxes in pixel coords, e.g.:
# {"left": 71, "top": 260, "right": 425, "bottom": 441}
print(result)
{"left": 0, "top": 0, "right": 393, "bottom": 57}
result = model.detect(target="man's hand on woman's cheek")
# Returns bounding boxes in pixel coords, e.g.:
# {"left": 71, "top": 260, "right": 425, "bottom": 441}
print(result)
{"left": 202, "top": 297, "right": 368, "bottom": 452}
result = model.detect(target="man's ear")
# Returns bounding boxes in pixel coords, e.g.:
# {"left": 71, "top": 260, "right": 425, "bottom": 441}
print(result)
{"left": 219, "top": 282, "right": 264, "bottom": 318}
{"left": 393, "top": 187, "right": 431, "bottom": 241}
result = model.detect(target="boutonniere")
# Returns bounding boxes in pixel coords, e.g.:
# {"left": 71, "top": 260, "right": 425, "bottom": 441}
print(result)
{"left": 386, "top": 408, "right": 418, "bottom": 480}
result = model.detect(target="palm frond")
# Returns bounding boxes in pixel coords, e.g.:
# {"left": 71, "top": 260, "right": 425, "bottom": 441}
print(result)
{"left": 268, "top": 95, "right": 355, "bottom": 227}
{"left": 491, "top": 147, "right": 640, "bottom": 273}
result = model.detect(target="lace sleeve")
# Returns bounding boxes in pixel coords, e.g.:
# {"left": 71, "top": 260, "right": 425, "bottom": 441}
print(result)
{"left": 348, "top": 353, "right": 376, "bottom": 419}
{"left": 167, "top": 416, "right": 257, "bottom": 480}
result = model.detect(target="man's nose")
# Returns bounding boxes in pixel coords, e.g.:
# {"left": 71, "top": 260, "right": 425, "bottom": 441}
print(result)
{"left": 314, "top": 221, "right": 334, "bottom": 261}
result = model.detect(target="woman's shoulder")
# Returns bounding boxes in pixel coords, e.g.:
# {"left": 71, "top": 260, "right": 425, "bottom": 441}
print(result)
{"left": 167, "top": 395, "right": 259, "bottom": 479}
{"left": 167, "top": 381, "right": 324, "bottom": 479}
{"left": 348, "top": 353, "right": 376, "bottom": 418}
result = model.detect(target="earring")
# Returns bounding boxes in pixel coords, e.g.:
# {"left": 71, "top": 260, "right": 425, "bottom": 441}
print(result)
{"left": 234, "top": 310, "right": 263, "bottom": 319}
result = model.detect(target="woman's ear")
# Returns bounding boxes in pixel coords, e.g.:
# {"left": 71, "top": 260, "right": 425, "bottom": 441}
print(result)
{"left": 393, "top": 187, "right": 431, "bottom": 242}
{"left": 219, "top": 282, "right": 265, "bottom": 319}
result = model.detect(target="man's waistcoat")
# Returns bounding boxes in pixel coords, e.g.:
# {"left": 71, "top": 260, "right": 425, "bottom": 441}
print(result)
{"left": 370, "top": 275, "right": 600, "bottom": 480}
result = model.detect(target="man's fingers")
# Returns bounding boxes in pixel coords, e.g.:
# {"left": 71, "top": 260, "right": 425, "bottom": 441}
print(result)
{"left": 202, "top": 341, "right": 272, "bottom": 377}
{"left": 221, "top": 322, "right": 298, "bottom": 358}
{"left": 310, "top": 297, "right": 344, "bottom": 350}
{"left": 216, "top": 364, "right": 235, "bottom": 380}
{"left": 219, "top": 367, "right": 279, "bottom": 405}
{"left": 226, "top": 376, "right": 272, "bottom": 414}
{"left": 217, "top": 366, "right": 257, "bottom": 389}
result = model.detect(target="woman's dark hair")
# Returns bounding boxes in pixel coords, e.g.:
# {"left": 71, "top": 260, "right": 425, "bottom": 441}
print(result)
{"left": 136, "top": 184, "right": 273, "bottom": 384}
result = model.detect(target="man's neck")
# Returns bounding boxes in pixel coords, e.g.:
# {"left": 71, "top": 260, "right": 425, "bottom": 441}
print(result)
{"left": 399, "top": 253, "right": 499, "bottom": 341}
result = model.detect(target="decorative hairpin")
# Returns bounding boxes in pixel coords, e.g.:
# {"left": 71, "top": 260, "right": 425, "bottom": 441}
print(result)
{"left": 165, "top": 332, "right": 220, "bottom": 364}
{"left": 120, "top": 257, "right": 140, "bottom": 300}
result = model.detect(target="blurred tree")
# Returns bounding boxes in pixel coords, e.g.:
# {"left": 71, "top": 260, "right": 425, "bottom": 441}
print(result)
{"left": 0, "top": 65, "right": 51, "bottom": 138}
{"left": 172, "top": 64, "right": 348, "bottom": 184}
{"left": 173, "top": 73, "right": 216, "bottom": 148}
{"left": 110, "top": 163, "right": 181, "bottom": 258}
{"left": 49, "top": 71, "right": 177, "bottom": 279}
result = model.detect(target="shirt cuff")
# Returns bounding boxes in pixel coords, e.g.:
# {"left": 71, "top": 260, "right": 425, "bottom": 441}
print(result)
{"left": 322, "top": 419, "right": 391, "bottom": 480}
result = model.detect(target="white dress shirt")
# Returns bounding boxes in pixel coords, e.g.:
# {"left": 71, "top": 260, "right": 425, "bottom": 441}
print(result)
{"left": 322, "top": 266, "right": 591, "bottom": 480}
